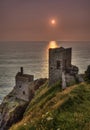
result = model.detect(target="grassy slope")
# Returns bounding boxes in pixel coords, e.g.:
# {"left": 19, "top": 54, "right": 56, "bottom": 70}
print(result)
{"left": 10, "top": 82, "right": 90, "bottom": 130}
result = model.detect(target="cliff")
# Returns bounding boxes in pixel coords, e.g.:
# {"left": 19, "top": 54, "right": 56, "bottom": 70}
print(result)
{"left": 0, "top": 95, "right": 28, "bottom": 130}
{"left": 9, "top": 82, "right": 90, "bottom": 130}
{"left": 0, "top": 78, "right": 47, "bottom": 130}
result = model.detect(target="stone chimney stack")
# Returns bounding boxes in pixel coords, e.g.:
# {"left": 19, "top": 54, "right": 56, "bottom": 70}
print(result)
{"left": 20, "top": 67, "right": 23, "bottom": 75}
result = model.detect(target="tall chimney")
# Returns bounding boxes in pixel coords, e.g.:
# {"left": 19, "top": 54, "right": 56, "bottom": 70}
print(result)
{"left": 20, "top": 67, "right": 23, "bottom": 75}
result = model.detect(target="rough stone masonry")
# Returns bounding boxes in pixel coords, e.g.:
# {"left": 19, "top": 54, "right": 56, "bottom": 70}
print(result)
{"left": 49, "top": 47, "right": 72, "bottom": 86}
{"left": 49, "top": 46, "right": 84, "bottom": 88}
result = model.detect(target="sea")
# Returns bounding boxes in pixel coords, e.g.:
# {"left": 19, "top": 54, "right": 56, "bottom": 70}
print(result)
{"left": 0, "top": 41, "right": 90, "bottom": 103}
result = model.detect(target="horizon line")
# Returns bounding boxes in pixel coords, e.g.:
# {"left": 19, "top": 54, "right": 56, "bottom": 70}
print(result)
{"left": 0, "top": 40, "right": 90, "bottom": 42}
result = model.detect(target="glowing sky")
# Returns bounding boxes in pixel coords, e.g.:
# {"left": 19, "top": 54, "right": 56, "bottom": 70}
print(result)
{"left": 0, "top": 0, "right": 90, "bottom": 41}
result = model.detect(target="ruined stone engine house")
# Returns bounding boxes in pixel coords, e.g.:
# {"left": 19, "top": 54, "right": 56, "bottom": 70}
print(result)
{"left": 13, "top": 46, "right": 83, "bottom": 102}
{"left": 15, "top": 67, "right": 34, "bottom": 101}
{"left": 49, "top": 47, "right": 71, "bottom": 84}
{"left": 49, "top": 47, "right": 80, "bottom": 87}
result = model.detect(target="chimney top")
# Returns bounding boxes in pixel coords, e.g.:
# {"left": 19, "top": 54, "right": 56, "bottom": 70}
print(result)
{"left": 20, "top": 67, "right": 23, "bottom": 75}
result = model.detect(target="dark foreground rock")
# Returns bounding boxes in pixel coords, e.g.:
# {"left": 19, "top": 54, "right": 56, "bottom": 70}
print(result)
{"left": 0, "top": 78, "right": 47, "bottom": 130}
{"left": 0, "top": 94, "right": 28, "bottom": 130}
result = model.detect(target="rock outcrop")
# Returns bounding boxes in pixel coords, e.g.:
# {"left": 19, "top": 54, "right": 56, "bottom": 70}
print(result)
{"left": 0, "top": 93, "right": 28, "bottom": 130}
{"left": 0, "top": 78, "right": 47, "bottom": 130}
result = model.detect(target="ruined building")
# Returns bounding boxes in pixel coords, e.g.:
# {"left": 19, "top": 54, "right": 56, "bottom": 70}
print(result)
{"left": 14, "top": 67, "right": 34, "bottom": 101}
{"left": 13, "top": 46, "right": 83, "bottom": 101}
{"left": 14, "top": 67, "right": 47, "bottom": 102}
{"left": 49, "top": 47, "right": 71, "bottom": 85}
{"left": 49, "top": 47, "right": 82, "bottom": 88}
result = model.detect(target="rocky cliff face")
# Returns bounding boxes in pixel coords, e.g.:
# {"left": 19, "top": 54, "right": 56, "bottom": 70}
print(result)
{"left": 0, "top": 78, "right": 47, "bottom": 130}
{"left": 0, "top": 92, "right": 28, "bottom": 130}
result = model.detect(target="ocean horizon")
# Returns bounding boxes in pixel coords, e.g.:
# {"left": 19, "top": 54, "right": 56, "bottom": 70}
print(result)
{"left": 0, "top": 41, "right": 90, "bottom": 103}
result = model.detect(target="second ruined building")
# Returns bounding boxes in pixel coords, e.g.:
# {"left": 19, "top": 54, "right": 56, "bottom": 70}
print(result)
{"left": 49, "top": 47, "right": 83, "bottom": 88}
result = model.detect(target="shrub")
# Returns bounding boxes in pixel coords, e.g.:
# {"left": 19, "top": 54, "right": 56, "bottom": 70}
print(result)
{"left": 85, "top": 65, "right": 90, "bottom": 83}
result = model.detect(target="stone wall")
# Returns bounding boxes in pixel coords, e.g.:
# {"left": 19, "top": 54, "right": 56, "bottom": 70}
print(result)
{"left": 49, "top": 47, "right": 72, "bottom": 85}
{"left": 15, "top": 70, "right": 34, "bottom": 101}
{"left": 14, "top": 80, "right": 30, "bottom": 101}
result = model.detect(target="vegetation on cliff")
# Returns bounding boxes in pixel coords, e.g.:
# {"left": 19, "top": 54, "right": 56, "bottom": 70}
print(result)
{"left": 10, "top": 81, "right": 90, "bottom": 130}
{"left": 85, "top": 65, "right": 90, "bottom": 83}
